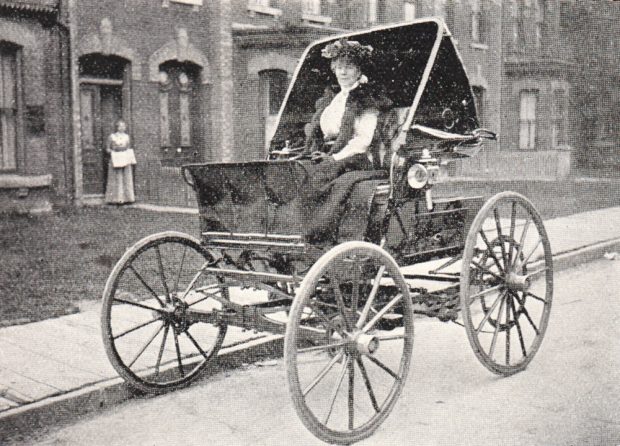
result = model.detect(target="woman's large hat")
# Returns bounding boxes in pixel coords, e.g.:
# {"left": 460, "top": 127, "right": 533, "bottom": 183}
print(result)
{"left": 321, "top": 38, "right": 373, "bottom": 65}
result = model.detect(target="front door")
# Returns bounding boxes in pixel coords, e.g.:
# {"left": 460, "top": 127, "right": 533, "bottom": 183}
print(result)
{"left": 80, "top": 83, "right": 122, "bottom": 195}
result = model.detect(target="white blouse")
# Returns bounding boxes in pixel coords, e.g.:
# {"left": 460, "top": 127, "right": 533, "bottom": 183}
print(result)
{"left": 319, "top": 81, "right": 379, "bottom": 161}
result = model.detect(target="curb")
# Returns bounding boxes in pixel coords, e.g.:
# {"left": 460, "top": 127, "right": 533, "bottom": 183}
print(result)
{"left": 0, "top": 335, "right": 283, "bottom": 443}
{"left": 1, "top": 237, "right": 619, "bottom": 443}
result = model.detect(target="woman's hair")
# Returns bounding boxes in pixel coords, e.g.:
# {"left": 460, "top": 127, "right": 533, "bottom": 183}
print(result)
{"left": 115, "top": 119, "right": 126, "bottom": 131}
{"left": 321, "top": 39, "right": 373, "bottom": 68}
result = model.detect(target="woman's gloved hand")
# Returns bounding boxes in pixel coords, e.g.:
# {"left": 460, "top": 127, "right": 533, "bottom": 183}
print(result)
{"left": 310, "top": 151, "right": 333, "bottom": 163}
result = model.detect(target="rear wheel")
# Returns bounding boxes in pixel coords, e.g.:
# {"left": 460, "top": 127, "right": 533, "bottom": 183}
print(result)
{"left": 285, "top": 241, "right": 413, "bottom": 445}
{"left": 460, "top": 192, "right": 553, "bottom": 376}
{"left": 101, "top": 231, "right": 227, "bottom": 393}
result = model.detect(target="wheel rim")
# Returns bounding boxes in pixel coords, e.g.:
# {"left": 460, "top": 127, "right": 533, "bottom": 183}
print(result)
{"left": 461, "top": 193, "right": 553, "bottom": 375}
{"left": 286, "top": 242, "right": 413, "bottom": 445}
{"left": 102, "top": 233, "right": 227, "bottom": 392}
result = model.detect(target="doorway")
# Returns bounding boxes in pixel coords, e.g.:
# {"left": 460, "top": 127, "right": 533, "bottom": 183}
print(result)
{"left": 78, "top": 54, "right": 130, "bottom": 196}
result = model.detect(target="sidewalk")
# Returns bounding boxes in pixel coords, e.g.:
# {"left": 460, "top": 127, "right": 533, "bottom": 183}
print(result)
{"left": 1, "top": 206, "right": 619, "bottom": 441}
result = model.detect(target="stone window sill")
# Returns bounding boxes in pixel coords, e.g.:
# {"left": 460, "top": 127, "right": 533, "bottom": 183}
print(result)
{"left": 470, "top": 42, "right": 489, "bottom": 51}
{"left": 301, "top": 13, "right": 332, "bottom": 25}
{"left": 0, "top": 174, "right": 52, "bottom": 189}
{"left": 247, "top": 4, "right": 283, "bottom": 18}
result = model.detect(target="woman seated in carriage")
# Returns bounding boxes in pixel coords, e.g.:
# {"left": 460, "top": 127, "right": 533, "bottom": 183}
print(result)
{"left": 301, "top": 38, "right": 394, "bottom": 244}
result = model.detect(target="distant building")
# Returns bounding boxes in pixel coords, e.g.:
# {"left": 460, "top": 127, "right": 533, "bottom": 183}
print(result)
{"left": 0, "top": 0, "right": 618, "bottom": 213}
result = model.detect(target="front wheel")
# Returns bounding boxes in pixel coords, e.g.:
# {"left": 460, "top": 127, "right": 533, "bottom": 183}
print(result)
{"left": 285, "top": 241, "right": 414, "bottom": 445}
{"left": 101, "top": 231, "right": 227, "bottom": 393}
{"left": 460, "top": 192, "right": 553, "bottom": 376}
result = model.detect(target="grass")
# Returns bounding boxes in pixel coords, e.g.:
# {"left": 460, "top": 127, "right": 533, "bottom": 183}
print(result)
{"left": 1, "top": 178, "right": 619, "bottom": 326}
{"left": 0, "top": 206, "right": 199, "bottom": 326}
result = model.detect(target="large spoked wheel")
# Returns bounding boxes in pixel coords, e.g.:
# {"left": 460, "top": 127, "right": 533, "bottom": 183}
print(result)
{"left": 285, "top": 241, "right": 414, "bottom": 445}
{"left": 101, "top": 231, "right": 227, "bottom": 393}
{"left": 461, "top": 192, "right": 553, "bottom": 376}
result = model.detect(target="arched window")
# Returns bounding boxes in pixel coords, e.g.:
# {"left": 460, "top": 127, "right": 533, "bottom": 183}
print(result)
{"left": 159, "top": 61, "right": 202, "bottom": 163}
{"left": 259, "top": 69, "right": 288, "bottom": 150}
{"left": 0, "top": 42, "right": 20, "bottom": 171}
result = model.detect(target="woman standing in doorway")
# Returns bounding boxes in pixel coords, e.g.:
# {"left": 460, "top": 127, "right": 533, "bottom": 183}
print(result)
{"left": 105, "top": 119, "right": 136, "bottom": 205}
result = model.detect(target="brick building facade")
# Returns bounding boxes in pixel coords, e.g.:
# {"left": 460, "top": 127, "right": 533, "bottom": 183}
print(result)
{"left": 0, "top": 0, "right": 618, "bottom": 212}
{"left": 0, "top": 0, "right": 71, "bottom": 213}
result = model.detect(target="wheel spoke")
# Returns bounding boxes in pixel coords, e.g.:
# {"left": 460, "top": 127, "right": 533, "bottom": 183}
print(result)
{"left": 362, "top": 294, "right": 402, "bottom": 333}
{"left": 516, "top": 301, "right": 540, "bottom": 335}
{"left": 128, "top": 265, "right": 165, "bottom": 308}
{"left": 302, "top": 351, "right": 344, "bottom": 397}
{"left": 329, "top": 272, "right": 352, "bottom": 332}
{"left": 113, "top": 317, "right": 161, "bottom": 340}
{"left": 366, "top": 354, "right": 400, "bottom": 381}
{"left": 173, "top": 330, "right": 185, "bottom": 377}
{"left": 511, "top": 218, "right": 531, "bottom": 269}
{"left": 173, "top": 245, "right": 188, "bottom": 297}
{"left": 155, "top": 245, "right": 171, "bottom": 303}
{"left": 184, "top": 328, "right": 210, "bottom": 360}
{"left": 493, "top": 207, "right": 509, "bottom": 269}
{"left": 128, "top": 323, "right": 165, "bottom": 368}
{"left": 468, "top": 284, "right": 503, "bottom": 304}
{"left": 350, "top": 264, "right": 361, "bottom": 314}
{"left": 488, "top": 294, "right": 506, "bottom": 359}
{"left": 307, "top": 301, "right": 347, "bottom": 337}
{"left": 375, "top": 334, "right": 406, "bottom": 341}
{"left": 509, "top": 296, "right": 527, "bottom": 359}
{"left": 348, "top": 357, "right": 355, "bottom": 430}
{"left": 508, "top": 202, "right": 517, "bottom": 265}
{"left": 357, "top": 265, "right": 386, "bottom": 329}
{"left": 476, "top": 290, "right": 506, "bottom": 334}
{"left": 524, "top": 267, "right": 549, "bottom": 282}
{"left": 519, "top": 238, "right": 543, "bottom": 269}
{"left": 154, "top": 324, "right": 170, "bottom": 377}
{"left": 357, "top": 357, "right": 380, "bottom": 413}
{"left": 479, "top": 230, "right": 504, "bottom": 274}
{"left": 524, "top": 291, "right": 546, "bottom": 304}
{"left": 113, "top": 297, "right": 164, "bottom": 313}
{"left": 297, "top": 340, "right": 348, "bottom": 354}
{"left": 323, "top": 356, "right": 350, "bottom": 426}
{"left": 505, "top": 294, "right": 511, "bottom": 366}
{"left": 471, "top": 260, "right": 504, "bottom": 282}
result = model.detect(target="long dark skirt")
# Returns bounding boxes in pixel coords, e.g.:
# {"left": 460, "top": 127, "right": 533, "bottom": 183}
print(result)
{"left": 301, "top": 153, "right": 386, "bottom": 244}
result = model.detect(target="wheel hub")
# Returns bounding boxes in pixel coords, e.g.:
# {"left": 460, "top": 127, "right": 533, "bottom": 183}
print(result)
{"left": 354, "top": 332, "right": 380, "bottom": 356}
{"left": 505, "top": 272, "right": 530, "bottom": 292}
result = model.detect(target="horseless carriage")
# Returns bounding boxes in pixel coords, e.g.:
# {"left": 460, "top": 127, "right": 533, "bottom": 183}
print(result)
{"left": 101, "top": 19, "right": 553, "bottom": 445}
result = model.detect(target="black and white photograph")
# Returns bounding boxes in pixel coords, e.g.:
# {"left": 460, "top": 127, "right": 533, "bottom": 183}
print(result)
{"left": 0, "top": 0, "right": 618, "bottom": 444}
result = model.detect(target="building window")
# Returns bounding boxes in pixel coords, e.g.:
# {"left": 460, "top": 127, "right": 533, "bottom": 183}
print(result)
{"left": 159, "top": 61, "right": 202, "bottom": 159}
{"left": 534, "top": 0, "right": 543, "bottom": 50}
{"left": 0, "top": 43, "right": 20, "bottom": 171}
{"left": 559, "top": 1, "right": 570, "bottom": 28}
{"left": 471, "top": 0, "right": 481, "bottom": 42}
{"left": 552, "top": 89, "right": 568, "bottom": 147}
{"left": 302, "top": 0, "right": 321, "bottom": 15}
{"left": 404, "top": 2, "right": 416, "bottom": 21}
{"left": 367, "top": 0, "right": 378, "bottom": 25}
{"left": 259, "top": 69, "right": 288, "bottom": 150}
{"left": 519, "top": 90, "right": 537, "bottom": 150}
{"left": 472, "top": 86, "right": 484, "bottom": 126}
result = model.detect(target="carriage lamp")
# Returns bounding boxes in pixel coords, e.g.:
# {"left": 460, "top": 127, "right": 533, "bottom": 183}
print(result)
{"left": 407, "top": 163, "right": 428, "bottom": 189}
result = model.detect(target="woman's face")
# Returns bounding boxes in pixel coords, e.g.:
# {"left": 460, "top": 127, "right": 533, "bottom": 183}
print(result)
{"left": 331, "top": 58, "right": 361, "bottom": 89}
{"left": 116, "top": 121, "right": 127, "bottom": 132}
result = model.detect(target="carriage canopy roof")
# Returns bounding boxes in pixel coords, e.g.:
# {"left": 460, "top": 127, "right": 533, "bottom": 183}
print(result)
{"left": 270, "top": 19, "right": 479, "bottom": 150}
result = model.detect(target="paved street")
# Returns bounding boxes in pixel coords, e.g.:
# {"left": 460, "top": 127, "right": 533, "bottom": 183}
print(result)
{"left": 11, "top": 259, "right": 620, "bottom": 446}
